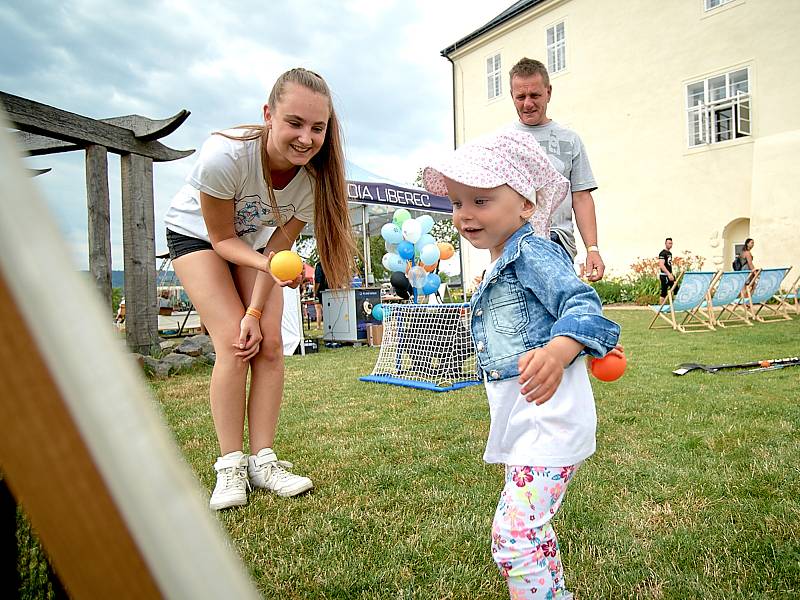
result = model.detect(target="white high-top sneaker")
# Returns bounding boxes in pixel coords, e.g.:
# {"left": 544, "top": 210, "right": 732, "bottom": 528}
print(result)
{"left": 209, "top": 451, "right": 250, "bottom": 510}
{"left": 248, "top": 448, "right": 313, "bottom": 497}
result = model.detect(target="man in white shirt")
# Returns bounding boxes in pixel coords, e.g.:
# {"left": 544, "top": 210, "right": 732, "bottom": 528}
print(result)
{"left": 509, "top": 57, "right": 606, "bottom": 281}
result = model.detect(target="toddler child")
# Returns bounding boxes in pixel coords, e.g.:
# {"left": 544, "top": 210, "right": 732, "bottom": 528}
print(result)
{"left": 423, "top": 129, "right": 621, "bottom": 599}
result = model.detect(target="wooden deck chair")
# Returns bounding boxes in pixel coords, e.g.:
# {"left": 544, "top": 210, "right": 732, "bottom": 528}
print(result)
{"left": 741, "top": 267, "right": 793, "bottom": 322}
{"left": 648, "top": 270, "right": 719, "bottom": 332}
{"left": 703, "top": 270, "right": 755, "bottom": 328}
{"left": 777, "top": 272, "right": 800, "bottom": 315}
{"left": 0, "top": 110, "right": 259, "bottom": 598}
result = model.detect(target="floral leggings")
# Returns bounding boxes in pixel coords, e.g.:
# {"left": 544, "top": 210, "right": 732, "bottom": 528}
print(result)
{"left": 491, "top": 464, "right": 578, "bottom": 600}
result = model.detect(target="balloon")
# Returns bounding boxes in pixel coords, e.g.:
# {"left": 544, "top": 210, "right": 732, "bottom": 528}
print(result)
{"left": 422, "top": 273, "right": 441, "bottom": 295}
{"left": 381, "top": 223, "right": 403, "bottom": 245}
{"left": 397, "top": 240, "right": 415, "bottom": 260}
{"left": 371, "top": 303, "right": 384, "bottom": 322}
{"left": 418, "top": 214, "right": 435, "bottom": 234}
{"left": 415, "top": 233, "right": 435, "bottom": 251}
{"left": 383, "top": 253, "right": 405, "bottom": 272}
{"left": 390, "top": 271, "right": 412, "bottom": 300}
{"left": 384, "top": 241, "right": 397, "bottom": 253}
{"left": 419, "top": 243, "right": 441, "bottom": 266}
{"left": 270, "top": 250, "right": 303, "bottom": 281}
{"left": 408, "top": 266, "right": 427, "bottom": 289}
{"left": 437, "top": 242, "right": 455, "bottom": 260}
{"left": 423, "top": 261, "right": 438, "bottom": 272}
{"left": 393, "top": 208, "right": 412, "bottom": 226}
{"left": 402, "top": 218, "right": 422, "bottom": 244}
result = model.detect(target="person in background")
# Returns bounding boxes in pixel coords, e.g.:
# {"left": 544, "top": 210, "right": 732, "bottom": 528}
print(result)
{"left": 735, "top": 238, "right": 755, "bottom": 271}
{"left": 163, "top": 68, "right": 356, "bottom": 510}
{"left": 658, "top": 237, "right": 675, "bottom": 300}
{"left": 313, "top": 261, "right": 328, "bottom": 328}
{"left": 509, "top": 57, "right": 605, "bottom": 282}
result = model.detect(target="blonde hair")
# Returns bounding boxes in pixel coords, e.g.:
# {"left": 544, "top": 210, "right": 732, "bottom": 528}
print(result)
{"left": 216, "top": 68, "right": 356, "bottom": 289}
{"left": 509, "top": 57, "right": 550, "bottom": 88}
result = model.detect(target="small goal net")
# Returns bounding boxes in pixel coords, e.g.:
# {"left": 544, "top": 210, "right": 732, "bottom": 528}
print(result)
{"left": 360, "top": 303, "right": 482, "bottom": 392}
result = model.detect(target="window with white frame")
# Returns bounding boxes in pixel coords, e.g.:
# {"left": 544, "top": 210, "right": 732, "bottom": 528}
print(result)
{"left": 705, "top": 0, "right": 735, "bottom": 11}
{"left": 546, "top": 22, "right": 566, "bottom": 73}
{"left": 686, "top": 68, "right": 750, "bottom": 147}
{"left": 486, "top": 54, "right": 501, "bottom": 100}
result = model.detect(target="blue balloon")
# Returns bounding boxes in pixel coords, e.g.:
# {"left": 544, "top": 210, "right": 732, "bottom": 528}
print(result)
{"left": 381, "top": 223, "right": 404, "bottom": 245}
{"left": 397, "top": 240, "right": 415, "bottom": 260}
{"left": 422, "top": 273, "right": 442, "bottom": 295}
{"left": 415, "top": 234, "right": 435, "bottom": 252}
{"left": 372, "top": 303, "right": 384, "bottom": 322}
{"left": 387, "top": 254, "right": 406, "bottom": 272}
{"left": 418, "top": 214, "right": 435, "bottom": 234}
{"left": 419, "top": 243, "right": 441, "bottom": 266}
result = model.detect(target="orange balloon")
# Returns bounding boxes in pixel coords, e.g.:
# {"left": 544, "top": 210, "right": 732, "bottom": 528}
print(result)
{"left": 590, "top": 353, "right": 627, "bottom": 382}
{"left": 423, "top": 261, "right": 438, "bottom": 272}
{"left": 438, "top": 242, "right": 455, "bottom": 260}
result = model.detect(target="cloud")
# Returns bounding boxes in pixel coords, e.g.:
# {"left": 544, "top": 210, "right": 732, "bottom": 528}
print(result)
{"left": 2, "top": 0, "right": 513, "bottom": 268}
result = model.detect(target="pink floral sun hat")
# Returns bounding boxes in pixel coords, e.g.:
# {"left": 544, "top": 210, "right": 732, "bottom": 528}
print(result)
{"left": 422, "top": 128, "right": 570, "bottom": 237}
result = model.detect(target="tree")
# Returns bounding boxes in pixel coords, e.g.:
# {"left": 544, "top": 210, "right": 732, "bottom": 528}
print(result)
{"left": 415, "top": 168, "right": 459, "bottom": 247}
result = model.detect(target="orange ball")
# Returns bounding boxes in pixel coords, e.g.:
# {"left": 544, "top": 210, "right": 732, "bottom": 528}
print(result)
{"left": 590, "top": 353, "right": 627, "bottom": 382}
{"left": 270, "top": 250, "right": 303, "bottom": 281}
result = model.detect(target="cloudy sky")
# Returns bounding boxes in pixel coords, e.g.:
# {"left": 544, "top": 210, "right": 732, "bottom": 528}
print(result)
{"left": 1, "top": 0, "right": 515, "bottom": 269}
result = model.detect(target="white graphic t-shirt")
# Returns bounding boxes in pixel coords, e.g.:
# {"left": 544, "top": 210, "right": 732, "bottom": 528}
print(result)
{"left": 165, "top": 130, "right": 315, "bottom": 249}
{"left": 513, "top": 120, "right": 597, "bottom": 258}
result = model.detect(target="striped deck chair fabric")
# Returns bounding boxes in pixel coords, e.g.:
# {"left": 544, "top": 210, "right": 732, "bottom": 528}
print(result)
{"left": 648, "top": 270, "right": 719, "bottom": 332}
{"left": 704, "top": 270, "right": 754, "bottom": 328}
{"left": 742, "top": 267, "right": 793, "bottom": 322}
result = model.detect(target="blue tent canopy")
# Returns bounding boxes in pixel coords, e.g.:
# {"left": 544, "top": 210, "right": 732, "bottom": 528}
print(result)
{"left": 345, "top": 160, "right": 452, "bottom": 215}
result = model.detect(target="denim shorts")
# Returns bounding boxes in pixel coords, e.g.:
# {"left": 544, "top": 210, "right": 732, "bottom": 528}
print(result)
{"left": 166, "top": 229, "right": 213, "bottom": 260}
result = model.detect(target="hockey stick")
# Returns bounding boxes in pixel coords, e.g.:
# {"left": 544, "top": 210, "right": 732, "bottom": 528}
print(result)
{"left": 672, "top": 356, "right": 800, "bottom": 376}
{"left": 733, "top": 363, "right": 800, "bottom": 375}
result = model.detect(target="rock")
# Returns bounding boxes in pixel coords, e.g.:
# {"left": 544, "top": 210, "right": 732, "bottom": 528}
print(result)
{"left": 143, "top": 356, "right": 171, "bottom": 379}
{"left": 161, "top": 353, "right": 198, "bottom": 374}
{"left": 159, "top": 339, "right": 180, "bottom": 355}
{"left": 174, "top": 334, "right": 213, "bottom": 357}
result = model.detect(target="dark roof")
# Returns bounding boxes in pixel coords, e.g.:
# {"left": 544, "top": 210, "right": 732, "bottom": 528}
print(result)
{"left": 441, "top": 0, "right": 549, "bottom": 57}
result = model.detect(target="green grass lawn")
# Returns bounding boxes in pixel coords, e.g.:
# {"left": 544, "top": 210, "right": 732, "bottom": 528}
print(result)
{"left": 147, "top": 309, "right": 800, "bottom": 599}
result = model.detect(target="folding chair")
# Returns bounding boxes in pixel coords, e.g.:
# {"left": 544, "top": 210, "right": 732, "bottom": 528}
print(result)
{"left": 648, "top": 270, "right": 720, "bottom": 332}
{"left": 778, "top": 271, "right": 800, "bottom": 316}
{"left": 702, "top": 270, "right": 754, "bottom": 328}
{"left": 740, "top": 267, "right": 793, "bottom": 323}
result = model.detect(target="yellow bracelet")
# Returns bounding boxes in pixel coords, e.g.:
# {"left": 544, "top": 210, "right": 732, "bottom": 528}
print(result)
{"left": 586, "top": 245, "right": 600, "bottom": 253}
{"left": 245, "top": 307, "right": 263, "bottom": 320}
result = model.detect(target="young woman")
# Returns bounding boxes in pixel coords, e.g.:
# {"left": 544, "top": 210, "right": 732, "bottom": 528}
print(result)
{"left": 739, "top": 238, "right": 755, "bottom": 271}
{"left": 164, "top": 68, "right": 355, "bottom": 509}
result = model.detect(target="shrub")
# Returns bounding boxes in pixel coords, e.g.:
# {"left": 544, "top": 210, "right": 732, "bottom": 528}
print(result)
{"left": 590, "top": 250, "right": 706, "bottom": 305}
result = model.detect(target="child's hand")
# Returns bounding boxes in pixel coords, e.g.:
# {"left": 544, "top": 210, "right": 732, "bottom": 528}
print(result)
{"left": 586, "top": 344, "right": 625, "bottom": 368}
{"left": 607, "top": 344, "right": 625, "bottom": 359}
{"left": 518, "top": 347, "right": 564, "bottom": 405}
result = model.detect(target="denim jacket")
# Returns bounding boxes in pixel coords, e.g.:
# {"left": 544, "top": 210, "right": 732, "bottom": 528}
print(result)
{"left": 470, "top": 222, "right": 620, "bottom": 381}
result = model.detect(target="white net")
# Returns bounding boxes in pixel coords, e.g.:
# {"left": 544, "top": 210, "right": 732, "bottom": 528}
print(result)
{"left": 361, "top": 303, "right": 481, "bottom": 391}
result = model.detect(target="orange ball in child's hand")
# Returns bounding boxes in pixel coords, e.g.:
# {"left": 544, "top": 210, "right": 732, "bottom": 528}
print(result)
{"left": 590, "top": 353, "right": 627, "bottom": 382}
{"left": 270, "top": 250, "right": 303, "bottom": 281}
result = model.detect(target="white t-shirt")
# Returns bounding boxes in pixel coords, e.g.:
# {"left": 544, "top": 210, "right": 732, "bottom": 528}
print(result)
{"left": 164, "top": 130, "right": 315, "bottom": 249}
{"left": 480, "top": 259, "right": 597, "bottom": 467}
